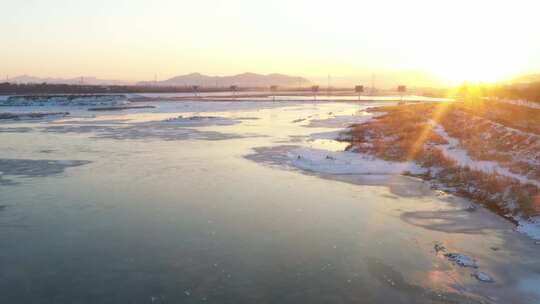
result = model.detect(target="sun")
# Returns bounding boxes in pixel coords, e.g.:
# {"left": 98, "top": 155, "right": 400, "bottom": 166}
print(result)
{"left": 426, "top": 49, "right": 523, "bottom": 85}
{"left": 415, "top": 21, "right": 532, "bottom": 86}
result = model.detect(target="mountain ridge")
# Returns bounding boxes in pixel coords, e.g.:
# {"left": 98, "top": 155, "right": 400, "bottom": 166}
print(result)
{"left": 137, "top": 72, "right": 310, "bottom": 87}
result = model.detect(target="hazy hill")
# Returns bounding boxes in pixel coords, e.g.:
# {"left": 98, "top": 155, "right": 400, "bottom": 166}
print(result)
{"left": 138, "top": 73, "right": 310, "bottom": 88}
{"left": 509, "top": 74, "right": 540, "bottom": 85}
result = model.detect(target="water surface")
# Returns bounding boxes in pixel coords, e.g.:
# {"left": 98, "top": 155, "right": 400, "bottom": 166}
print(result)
{"left": 1, "top": 100, "right": 539, "bottom": 304}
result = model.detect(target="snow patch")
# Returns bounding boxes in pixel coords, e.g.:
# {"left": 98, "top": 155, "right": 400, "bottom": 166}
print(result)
{"left": 288, "top": 147, "right": 427, "bottom": 176}
{"left": 498, "top": 98, "right": 540, "bottom": 110}
{"left": 516, "top": 217, "right": 540, "bottom": 241}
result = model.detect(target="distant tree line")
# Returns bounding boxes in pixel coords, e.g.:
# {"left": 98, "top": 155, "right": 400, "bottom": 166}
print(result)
{"left": 0, "top": 83, "right": 245, "bottom": 95}
{"left": 490, "top": 82, "right": 540, "bottom": 102}
{"left": 0, "top": 82, "right": 373, "bottom": 95}
{"left": 457, "top": 82, "right": 540, "bottom": 103}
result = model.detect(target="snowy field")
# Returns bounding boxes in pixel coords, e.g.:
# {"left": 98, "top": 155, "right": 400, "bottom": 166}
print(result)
{"left": 1, "top": 98, "right": 540, "bottom": 303}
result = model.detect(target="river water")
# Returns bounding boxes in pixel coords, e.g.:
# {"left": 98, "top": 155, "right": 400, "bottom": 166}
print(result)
{"left": 0, "top": 100, "right": 539, "bottom": 303}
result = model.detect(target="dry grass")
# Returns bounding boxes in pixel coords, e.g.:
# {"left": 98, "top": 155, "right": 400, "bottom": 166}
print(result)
{"left": 455, "top": 100, "right": 540, "bottom": 134}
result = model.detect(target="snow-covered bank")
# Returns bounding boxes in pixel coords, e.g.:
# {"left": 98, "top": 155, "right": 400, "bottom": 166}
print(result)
{"left": 288, "top": 148, "right": 426, "bottom": 176}
{"left": 338, "top": 102, "right": 540, "bottom": 241}
{"left": 431, "top": 122, "right": 540, "bottom": 188}
{"left": 283, "top": 108, "right": 429, "bottom": 175}
{"left": 431, "top": 122, "right": 540, "bottom": 241}
{"left": 0, "top": 95, "right": 129, "bottom": 106}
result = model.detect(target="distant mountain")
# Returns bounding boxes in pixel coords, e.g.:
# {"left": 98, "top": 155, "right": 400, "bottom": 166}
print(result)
{"left": 8, "top": 75, "right": 132, "bottom": 86}
{"left": 138, "top": 73, "right": 310, "bottom": 88}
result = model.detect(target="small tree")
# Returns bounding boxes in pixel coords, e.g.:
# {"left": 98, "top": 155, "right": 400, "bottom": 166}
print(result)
{"left": 230, "top": 85, "right": 238, "bottom": 100}
{"left": 355, "top": 85, "right": 364, "bottom": 101}
{"left": 192, "top": 85, "right": 200, "bottom": 98}
{"left": 270, "top": 85, "right": 278, "bottom": 101}
{"left": 311, "top": 85, "right": 319, "bottom": 101}
{"left": 398, "top": 85, "right": 407, "bottom": 104}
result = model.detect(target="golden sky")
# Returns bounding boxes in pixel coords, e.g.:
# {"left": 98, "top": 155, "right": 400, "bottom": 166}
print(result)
{"left": 2, "top": 0, "right": 540, "bottom": 85}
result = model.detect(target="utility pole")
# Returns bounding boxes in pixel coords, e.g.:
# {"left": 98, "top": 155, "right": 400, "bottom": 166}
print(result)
{"left": 398, "top": 85, "right": 407, "bottom": 104}
{"left": 371, "top": 74, "right": 375, "bottom": 95}
{"left": 230, "top": 85, "right": 238, "bottom": 100}
{"left": 270, "top": 85, "right": 278, "bottom": 102}
{"left": 311, "top": 85, "right": 319, "bottom": 101}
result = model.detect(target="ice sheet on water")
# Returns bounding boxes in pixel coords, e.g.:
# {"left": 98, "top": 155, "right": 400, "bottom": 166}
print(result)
{"left": 0, "top": 127, "right": 33, "bottom": 133}
{"left": 401, "top": 209, "right": 502, "bottom": 234}
{"left": 0, "top": 158, "right": 91, "bottom": 186}
{"left": 42, "top": 123, "right": 258, "bottom": 141}
{"left": 1, "top": 95, "right": 130, "bottom": 107}
{"left": 305, "top": 111, "right": 384, "bottom": 128}
{"left": 0, "top": 112, "right": 69, "bottom": 121}
{"left": 160, "top": 115, "right": 240, "bottom": 126}
{"left": 309, "top": 130, "right": 351, "bottom": 141}
{"left": 365, "top": 257, "right": 485, "bottom": 303}
{"left": 148, "top": 100, "right": 298, "bottom": 114}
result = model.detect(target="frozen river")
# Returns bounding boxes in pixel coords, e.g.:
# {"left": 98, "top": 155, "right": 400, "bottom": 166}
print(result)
{"left": 1, "top": 100, "right": 539, "bottom": 303}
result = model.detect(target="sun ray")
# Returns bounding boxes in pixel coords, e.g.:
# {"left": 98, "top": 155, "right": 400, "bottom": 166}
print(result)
{"left": 404, "top": 102, "right": 453, "bottom": 162}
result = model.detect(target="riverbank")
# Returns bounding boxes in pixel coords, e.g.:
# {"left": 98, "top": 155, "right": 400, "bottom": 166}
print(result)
{"left": 343, "top": 101, "right": 540, "bottom": 239}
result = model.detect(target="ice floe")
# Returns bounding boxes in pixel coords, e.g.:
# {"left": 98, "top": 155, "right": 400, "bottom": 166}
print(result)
{"left": 444, "top": 253, "right": 478, "bottom": 268}
{"left": 0, "top": 158, "right": 90, "bottom": 185}
{"left": 0, "top": 112, "right": 69, "bottom": 121}
{"left": 161, "top": 115, "right": 240, "bottom": 126}
{"left": 472, "top": 271, "right": 495, "bottom": 283}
